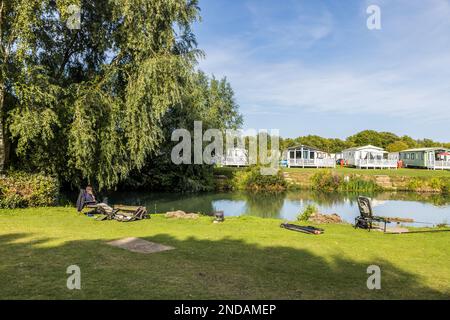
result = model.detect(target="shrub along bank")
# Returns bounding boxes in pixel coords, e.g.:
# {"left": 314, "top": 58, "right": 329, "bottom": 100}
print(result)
{"left": 310, "top": 170, "right": 381, "bottom": 193}
{"left": 231, "top": 166, "right": 287, "bottom": 192}
{"left": 0, "top": 172, "right": 59, "bottom": 208}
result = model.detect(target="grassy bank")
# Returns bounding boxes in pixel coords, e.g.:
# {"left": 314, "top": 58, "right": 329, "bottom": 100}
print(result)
{"left": 283, "top": 168, "right": 450, "bottom": 193}
{"left": 214, "top": 167, "right": 450, "bottom": 193}
{"left": 284, "top": 167, "right": 450, "bottom": 178}
{"left": 0, "top": 207, "right": 449, "bottom": 299}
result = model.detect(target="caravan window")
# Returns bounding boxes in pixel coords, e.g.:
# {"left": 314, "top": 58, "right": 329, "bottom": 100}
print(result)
{"left": 296, "top": 150, "right": 302, "bottom": 159}
{"left": 290, "top": 151, "right": 295, "bottom": 159}
{"left": 411, "top": 153, "right": 415, "bottom": 160}
{"left": 310, "top": 152, "right": 315, "bottom": 159}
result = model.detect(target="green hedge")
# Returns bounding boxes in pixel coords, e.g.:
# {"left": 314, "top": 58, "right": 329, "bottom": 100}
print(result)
{"left": 232, "top": 166, "right": 287, "bottom": 192}
{"left": 0, "top": 172, "right": 59, "bottom": 208}
{"left": 428, "top": 177, "right": 450, "bottom": 193}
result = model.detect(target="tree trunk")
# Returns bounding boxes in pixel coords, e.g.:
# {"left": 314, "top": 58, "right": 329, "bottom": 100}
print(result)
{"left": 0, "top": 1, "right": 6, "bottom": 173}
{"left": 0, "top": 84, "right": 5, "bottom": 173}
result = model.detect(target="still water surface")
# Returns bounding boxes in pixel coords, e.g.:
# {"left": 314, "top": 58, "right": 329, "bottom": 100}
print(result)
{"left": 108, "top": 191, "right": 450, "bottom": 226}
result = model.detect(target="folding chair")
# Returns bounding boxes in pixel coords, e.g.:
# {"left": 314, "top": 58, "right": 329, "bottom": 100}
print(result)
{"left": 355, "top": 196, "right": 389, "bottom": 232}
{"left": 112, "top": 206, "right": 149, "bottom": 222}
{"left": 76, "top": 189, "right": 98, "bottom": 215}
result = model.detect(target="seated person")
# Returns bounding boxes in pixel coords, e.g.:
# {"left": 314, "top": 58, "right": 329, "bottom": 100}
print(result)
{"left": 77, "top": 186, "right": 114, "bottom": 215}
{"left": 84, "top": 186, "right": 96, "bottom": 204}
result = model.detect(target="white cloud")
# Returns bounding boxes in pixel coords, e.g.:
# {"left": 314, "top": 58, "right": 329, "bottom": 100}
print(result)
{"left": 197, "top": 0, "right": 450, "bottom": 126}
{"left": 245, "top": 0, "right": 334, "bottom": 50}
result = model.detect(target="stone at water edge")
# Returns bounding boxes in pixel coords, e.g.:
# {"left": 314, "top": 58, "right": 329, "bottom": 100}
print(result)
{"left": 165, "top": 210, "right": 200, "bottom": 219}
{"left": 308, "top": 212, "right": 343, "bottom": 224}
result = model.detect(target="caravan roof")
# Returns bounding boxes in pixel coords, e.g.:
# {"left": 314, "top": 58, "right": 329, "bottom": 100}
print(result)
{"left": 342, "top": 145, "right": 385, "bottom": 152}
{"left": 286, "top": 144, "right": 321, "bottom": 151}
{"left": 400, "top": 147, "right": 450, "bottom": 153}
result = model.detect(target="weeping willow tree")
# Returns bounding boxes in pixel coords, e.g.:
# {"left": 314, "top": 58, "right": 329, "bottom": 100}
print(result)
{"left": 2, "top": 0, "right": 202, "bottom": 189}
{"left": 123, "top": 71, "right": 243, "bottom": 192}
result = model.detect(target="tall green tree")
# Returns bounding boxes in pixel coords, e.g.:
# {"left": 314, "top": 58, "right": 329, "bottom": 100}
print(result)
{"left": 3, "top": 0, "right": 202, "bottom": 189}
{"left": 386, "top": 141, "right": 409, "bottom": 152}
{"left": 123, "top": 71, "right": 243, "bottom": 192}
{"left": 399, "top": 135, "right": 419, "bottom": 149}
{"left": 0, "top": 0, "right": 48, "bottom": 172}
{"left": 283, "top": 130, "right": 449, "bottom": 155}
{"left": 346, "top": 130, "right": 398, "bottom": 149}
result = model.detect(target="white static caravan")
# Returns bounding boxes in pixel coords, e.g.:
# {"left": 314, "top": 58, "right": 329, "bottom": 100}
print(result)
{"left": 399, "top": 147, "right": 450, "bottom": 170}
{"left": 286, "top": 145, "right": 335, "bottom": 168}
{"left": 342, "top": 145, "right": 397, "bottom": 169}
{"left": 388, "top": 152, "right": 400, "bottom": 161}
{"left": 221, "top": 147, "right": 248, "bottom": 167}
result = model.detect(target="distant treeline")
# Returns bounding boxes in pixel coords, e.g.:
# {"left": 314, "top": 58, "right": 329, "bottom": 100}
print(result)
{"left": 280, "top": 130, "right": 450, "bottom": 154}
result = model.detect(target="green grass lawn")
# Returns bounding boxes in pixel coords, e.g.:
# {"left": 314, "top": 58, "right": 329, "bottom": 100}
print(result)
{"left": 283, "top": 167, "right": 450, "bottom": 178}
{"left": 0, "top": 207, "right": 449, "bottom": 299}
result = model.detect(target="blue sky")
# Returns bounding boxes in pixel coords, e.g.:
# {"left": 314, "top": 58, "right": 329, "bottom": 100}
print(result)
{"left": 193, "top": 0, "right": 450, "bottom": 141}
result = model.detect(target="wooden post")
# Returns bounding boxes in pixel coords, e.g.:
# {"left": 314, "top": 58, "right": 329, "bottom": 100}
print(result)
{"left": 293, "top": 149, "right": 296, "bottom": 167}
{"left": 301, "top": 146, "right": 304, "bottom": 168}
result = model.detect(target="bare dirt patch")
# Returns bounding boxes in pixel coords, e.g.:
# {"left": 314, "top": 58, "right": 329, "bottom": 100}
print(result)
{"left": 106, "top": 237, "right": 175, "bottom": 254}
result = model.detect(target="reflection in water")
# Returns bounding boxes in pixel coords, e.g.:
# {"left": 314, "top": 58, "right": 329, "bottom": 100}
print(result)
{"left": 107, "top": 190, "right": 450, "bottom": 226}
{"left": 242, "top": 192, "right": 286, "bottom": 218}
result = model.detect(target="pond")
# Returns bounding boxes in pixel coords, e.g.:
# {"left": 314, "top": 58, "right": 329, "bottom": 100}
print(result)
{"left": 107, "top": 191, "right": 450, "bottom": 226}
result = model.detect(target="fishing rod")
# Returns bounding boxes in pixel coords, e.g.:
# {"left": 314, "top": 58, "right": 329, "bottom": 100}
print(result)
{"left": 411, "top": 221, "right": 437, "bottom": 225}
{"left": 379, "top": 216, "right": 449, "bottom": 232}
{"left": 385, "top": 229, "right": 450, "bottom": 234}
{"left": 384, "top": 217, "right": 446, "bottom": 226}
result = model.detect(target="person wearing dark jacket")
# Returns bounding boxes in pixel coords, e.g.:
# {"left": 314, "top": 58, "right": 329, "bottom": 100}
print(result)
{"left": 77, "top": 186, "right": 113, "bottom": 214}
{"left": 84, "top": 186, "right": 96, "bottom": 203}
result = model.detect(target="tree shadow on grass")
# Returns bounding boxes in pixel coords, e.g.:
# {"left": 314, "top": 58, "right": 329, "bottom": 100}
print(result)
{"left": 0, "top": 232, "right": 448, "bottom": 299}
